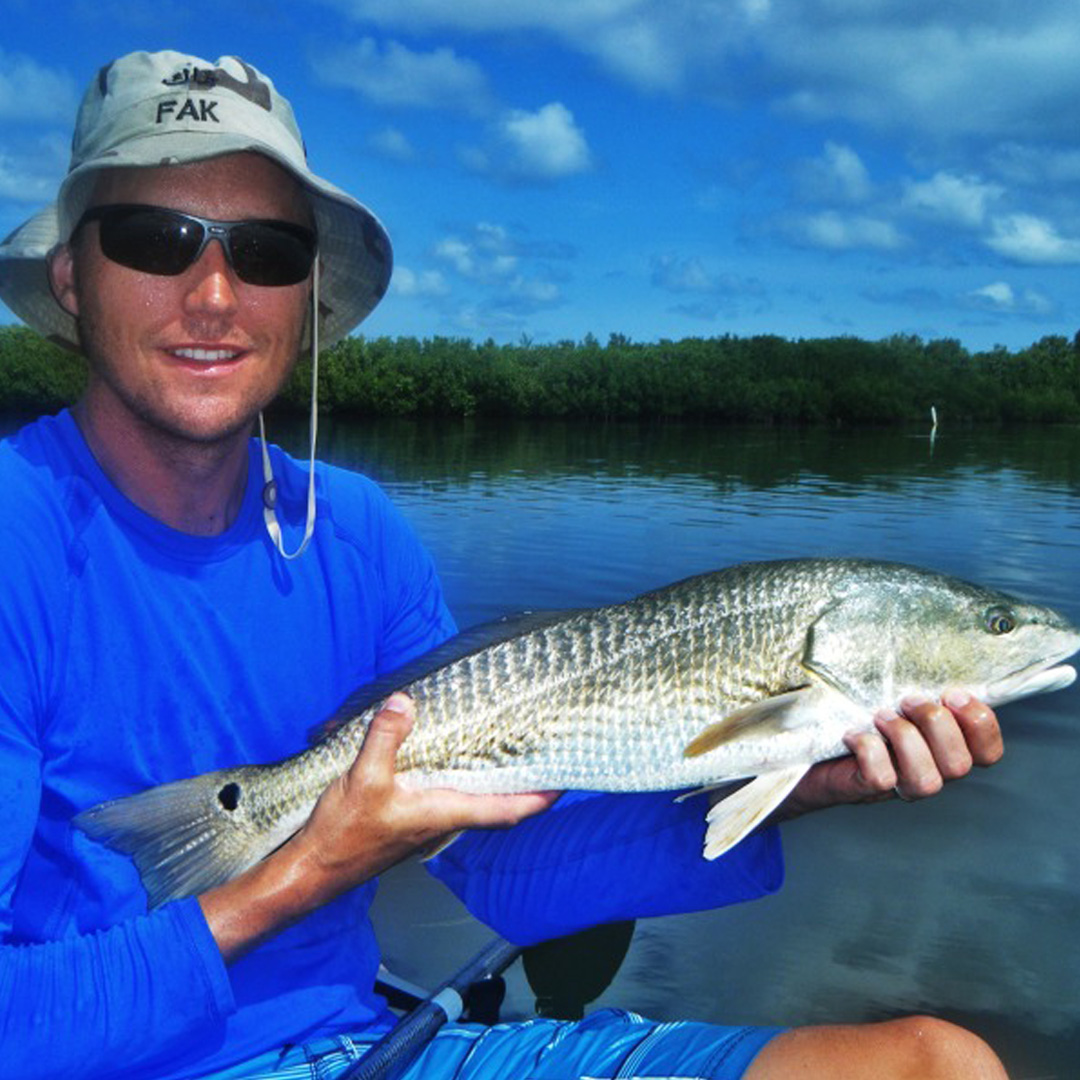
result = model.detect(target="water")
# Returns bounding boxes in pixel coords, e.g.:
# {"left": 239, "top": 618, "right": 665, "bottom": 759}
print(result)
{"left": 306, "top": 416, "right": 1080, "bottom": 1080}
{"left": 10, "top": 410, "right": 1078, "bottom": 1076}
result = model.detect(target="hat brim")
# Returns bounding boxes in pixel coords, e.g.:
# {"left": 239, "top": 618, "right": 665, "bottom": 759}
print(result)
{"left": 0, "top": 144, "right": 392, "bottom": 351}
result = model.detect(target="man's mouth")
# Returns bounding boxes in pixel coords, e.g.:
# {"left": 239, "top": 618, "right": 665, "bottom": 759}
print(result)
{"left": 170, "top": 347, "right": 245, "bottom": 363}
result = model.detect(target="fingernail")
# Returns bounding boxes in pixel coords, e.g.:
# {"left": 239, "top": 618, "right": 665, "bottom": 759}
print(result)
{"left": 843, "top": 729, "right": 874, "bottom": 754}
{"left": 900, "top": 693, "right": 931, "bottom": 711}
{"left": 943, "top": 689, "right": 971, "bottom": 709}
{"left": 874, "top": 708, "right": 899, "bottom": 725}
{"left": 382, "top": 692, "right": 413, "bottom": 715}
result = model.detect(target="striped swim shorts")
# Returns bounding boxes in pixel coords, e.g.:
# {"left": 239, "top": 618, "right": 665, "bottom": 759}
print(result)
{"left": 205, "top": 1009, "right": 784, "bottom": 1079}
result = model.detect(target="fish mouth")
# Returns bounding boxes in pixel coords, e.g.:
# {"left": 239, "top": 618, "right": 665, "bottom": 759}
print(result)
{"left": 985, "top": 662, "right": 1078, "bottom": 706}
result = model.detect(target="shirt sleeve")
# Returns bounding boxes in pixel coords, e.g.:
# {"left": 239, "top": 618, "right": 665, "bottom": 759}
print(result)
{"left": 425, "top": 789, "right": 784, "bottom": 946}
{"left": 0, "top": 521, "right": 235, "bottom": 1078}
{"left": 0, "top": 899, "right": 235, "bottom": 1078}
{"left": 323, "top": 466, "right": 458, "bottom": 675}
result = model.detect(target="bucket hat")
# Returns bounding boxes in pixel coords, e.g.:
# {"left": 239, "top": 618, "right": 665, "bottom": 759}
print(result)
{"left": 0, "top": 50, "right": 392, "bottom": 350}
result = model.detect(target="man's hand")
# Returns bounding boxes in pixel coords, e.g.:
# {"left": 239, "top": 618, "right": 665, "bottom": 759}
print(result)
{"left": 201, "top": 693, "right": 556, "bottom": 961}
{"left": 296, "top": 692, "right": 557, "bottom": 890}
{"left": 774, "top": 691, "right": 1003, "bottom": 822}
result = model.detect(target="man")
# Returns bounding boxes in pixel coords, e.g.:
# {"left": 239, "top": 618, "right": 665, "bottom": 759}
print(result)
{"left": 0, "top": 51, "right": 1007, "bottom": 1079}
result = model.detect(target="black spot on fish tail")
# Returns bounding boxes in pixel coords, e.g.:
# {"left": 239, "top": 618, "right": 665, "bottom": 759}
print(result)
{"left": 217, "top": 782, "right": 241, "bottom": 811}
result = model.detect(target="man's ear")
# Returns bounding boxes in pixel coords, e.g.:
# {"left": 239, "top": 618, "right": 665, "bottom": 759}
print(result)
{"left": 47, "top": 244, "right": 80, "bottom": 318}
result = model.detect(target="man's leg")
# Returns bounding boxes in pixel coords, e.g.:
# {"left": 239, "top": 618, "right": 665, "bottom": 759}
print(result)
{"left": 745, "top": 1016, "right": 1008, "bottom": 1080}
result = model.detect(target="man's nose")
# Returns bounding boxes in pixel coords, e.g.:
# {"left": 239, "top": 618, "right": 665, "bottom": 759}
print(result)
{"left": 182, "top": 240, "right": 239, "bottom": 314}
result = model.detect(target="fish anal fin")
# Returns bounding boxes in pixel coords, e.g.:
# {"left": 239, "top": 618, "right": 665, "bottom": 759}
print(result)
{"left": 702, "top": 764, "right": 809, "bottom": 860}
{"left": 673, "top": 780, "right": 740, "bottom": 804}
{"left": 683, "top": 688, "right": 813, "bottom": 759}
{"left": 418, "top": 829, "right": 464, "bottom": 862}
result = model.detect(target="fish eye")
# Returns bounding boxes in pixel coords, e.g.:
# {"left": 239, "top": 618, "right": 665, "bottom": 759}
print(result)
{"left": 986, "top": 607, "right": 1016, "bottom": 635}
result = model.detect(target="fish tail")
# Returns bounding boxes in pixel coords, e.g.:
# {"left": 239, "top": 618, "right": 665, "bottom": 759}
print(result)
{"left": 74, "top": 767, "right": 270, "bottom": 908}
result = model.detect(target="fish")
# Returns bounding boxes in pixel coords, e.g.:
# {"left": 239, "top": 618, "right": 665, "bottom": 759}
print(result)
{"left": 75, "top": 557, "right": 1080, "bottom": 908}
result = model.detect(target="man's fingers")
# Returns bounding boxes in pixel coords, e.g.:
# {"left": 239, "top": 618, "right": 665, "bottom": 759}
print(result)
{"left": 874, "top": 705, "right": 945, "bottom": 799}
{"left": 348, "top": 693, "right": 557, "bottom": 832}
{"left": 867, "top": 693, "right": 1002, "bottom": 801}
{"left": 431, "top": 789, "right": 560, "bottom": 832}
{"left": 898, "top": 694, "right": 973, "bottom": 781}
{"left": 942, "top": 689, "right": 1003, "bottom": 767}
{"left": 350, "top": 693, "right": 416, "bottom": 783}
{"left": 843, "top": 728, "right": 898, "bottom": 794}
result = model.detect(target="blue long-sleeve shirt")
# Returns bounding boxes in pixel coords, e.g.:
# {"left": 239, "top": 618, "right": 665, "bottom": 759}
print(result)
{"left": 0, "top": 410, "right": 782, "bottom": 1079}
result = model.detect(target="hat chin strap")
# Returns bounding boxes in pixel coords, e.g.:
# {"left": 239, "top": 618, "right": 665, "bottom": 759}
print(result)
{"left": 258, "top": 259, "right": 320, "bottom": 560}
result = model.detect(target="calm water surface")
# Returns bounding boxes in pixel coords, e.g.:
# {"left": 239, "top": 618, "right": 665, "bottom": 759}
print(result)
{"left": 305, "top": 417, "right": 1080, "bottom": 1080}
{"left": 9, "top": 411, "right": 1077, "bottom": 1077}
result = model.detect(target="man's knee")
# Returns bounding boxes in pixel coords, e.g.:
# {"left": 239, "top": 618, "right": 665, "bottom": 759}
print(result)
{"left": 745, "top": 1014, "right": 1007, "bottom": 1079}
{"left": 887, "top": 1015, "right": 1007, "bottom": 1079}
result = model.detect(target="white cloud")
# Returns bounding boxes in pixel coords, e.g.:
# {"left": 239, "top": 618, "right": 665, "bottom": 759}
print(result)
{"left": 966, "top": 281, "right": 1054, "bottom": 316}
{"left": 0, "top": 50, "right": 77, "bottom": 122}
{"left": 650, "top": 254, "right": 767, "bottom": 318}
{"left": 0, "top": 134, "right": 68, "bottom": 205}
{"left": 509, "top": 277, "right": 560, "bottom": 305}
{"left": 798, "top": 142, "right": 873, "bottom": 204}
{"left": 318, "top": 0, "right": 756, "bottom": 94}
{"left": 500, "top": 104, "right": 592, "bottom": 178}
{"left": 464, "top": 103, "right": 593, "bottom": 184}
{"left": 767, "top": 7, "right": 1080, "bottom": 141}
{"left": 985, "top": 214, "right": 1080, "bottom": 265}
{"left": 788, "top": 211, "right": 906, "bottom": 252}
{"left": 0, "top": 153, "right": 60, "bottom": 203}
{"left": 318, "top": 37, "right": 491, "bottom": 114}
{"left": 902, "top": 172, "right": 1003, "bottom": 229}
{"left": 320, "top": 1, "right": 1080, "bottom": 141}
{"left": 368, "top": 127, "right": 417, "bottom": 162}
{"left": 391, "top": 266, "right": 449, "bottom": 297}
{"left": 740, "top": 0, "right": 771, "bottom": 24}
{"left": 321, "top": 0, "right": 643, "bottom": 36}
{"left": 990, "top": 143, "right": 1080, "bottom": 186}
{"left": 651, "top": 255, "right": 716, "bottom": 294}
{"left": 433, "top": 225, "right": 519, "bottom": 280}
{"left": 972, "top": 281, "right": 1016, "bottom": 308}
{"left": 430, "top": 222, "right": 565, "bottom": 313}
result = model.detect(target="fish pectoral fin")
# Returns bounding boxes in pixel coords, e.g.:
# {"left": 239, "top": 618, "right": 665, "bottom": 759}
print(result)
{"left": 683, "top": 688, "right": 815, "bottom": 758}
{"left": 701, "top": 764, "right": 809, "bottom": 860}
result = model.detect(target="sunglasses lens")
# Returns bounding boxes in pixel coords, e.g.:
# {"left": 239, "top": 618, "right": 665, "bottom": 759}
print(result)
{"left": 98, "top": 208, "right": 204, "bottom": 276}
{"left": 88, "top": 207, "right": 316, "bottom": 286}
{"left": 229, "top": 223, "right": 316, "bottom": 286}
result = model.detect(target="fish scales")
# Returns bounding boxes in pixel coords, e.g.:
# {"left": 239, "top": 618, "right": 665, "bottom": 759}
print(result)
{"left": 74, "top": 557, "right": 1080, "bottom": 907}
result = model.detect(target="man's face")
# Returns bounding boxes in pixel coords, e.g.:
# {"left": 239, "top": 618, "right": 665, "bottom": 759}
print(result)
{"left": 51, "top": 153, "right": 313, "bottom": 446}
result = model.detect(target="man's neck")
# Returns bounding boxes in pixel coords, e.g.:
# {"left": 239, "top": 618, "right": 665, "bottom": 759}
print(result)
{"left": 72, "top": 397, "right": 252, "bottom": 536}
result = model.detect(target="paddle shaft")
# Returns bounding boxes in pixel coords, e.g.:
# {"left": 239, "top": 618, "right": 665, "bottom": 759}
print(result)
{"left": 341, "top": 937, "right": 522, "bottom": 1080}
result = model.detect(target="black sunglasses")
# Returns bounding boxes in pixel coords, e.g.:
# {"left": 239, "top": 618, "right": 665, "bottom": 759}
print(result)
{"left": 74, "top": 204, "right": 318, "bottom": 287}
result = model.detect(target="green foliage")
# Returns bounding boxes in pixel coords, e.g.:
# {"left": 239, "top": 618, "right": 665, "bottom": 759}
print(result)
{"left": 0, "top": 327, "right": 86, "bottom": 411}
{"left": 4, "top": 322, "right": 1080, "bottom": 424}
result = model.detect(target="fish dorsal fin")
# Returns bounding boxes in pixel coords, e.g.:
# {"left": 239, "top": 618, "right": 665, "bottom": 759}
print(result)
{"left": 309, "top": 610, "right": 582, "bottom": 744}
{"left": 683, "top": 688, "right": 814, "bottom": 758}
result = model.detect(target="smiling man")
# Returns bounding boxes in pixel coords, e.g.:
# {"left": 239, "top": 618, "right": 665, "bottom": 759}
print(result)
{"left": 0, "top": 50, "right": 1007, "bottom": 1080}
{"left": 49, "top": 155, "right": 316, "bottom": 534}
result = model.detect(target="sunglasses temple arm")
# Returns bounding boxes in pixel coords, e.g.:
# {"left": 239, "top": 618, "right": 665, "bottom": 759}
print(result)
{"left": 260, "top": 259, "right": 320, "bottom": 560}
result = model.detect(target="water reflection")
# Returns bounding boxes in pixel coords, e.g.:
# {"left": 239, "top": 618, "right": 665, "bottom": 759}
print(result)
{"left": 319, "top": 416, "right": 1080, "bottom": 1080}
{"left": 307, "top": 415, "right": 1080, "bottom": 496}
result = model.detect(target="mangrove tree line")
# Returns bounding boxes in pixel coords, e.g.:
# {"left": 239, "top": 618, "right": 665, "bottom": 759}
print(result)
{"left": 2, "top": 324, "right": 1079, "bottom": 424}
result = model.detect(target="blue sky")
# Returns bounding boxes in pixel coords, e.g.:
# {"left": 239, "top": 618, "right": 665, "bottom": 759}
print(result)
{"left": 3, "top": 0, "right": 1079, "bottom": 351}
